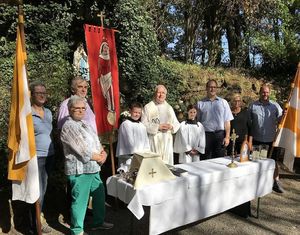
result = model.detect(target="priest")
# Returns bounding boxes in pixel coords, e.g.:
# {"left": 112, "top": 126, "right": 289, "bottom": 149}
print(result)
{"left": 141, "top": 85, "right": 180, "bottom": 165}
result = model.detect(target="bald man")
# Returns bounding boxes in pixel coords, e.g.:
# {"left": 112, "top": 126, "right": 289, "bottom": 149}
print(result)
{"left": 141, "top": 85, "right": 180, "bottom": 165}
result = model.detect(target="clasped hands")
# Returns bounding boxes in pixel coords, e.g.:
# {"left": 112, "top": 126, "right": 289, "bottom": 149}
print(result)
{"left": 92, "top": 149, "right": 107, "bottom": 165}
{"left": 185, "top": 149, "right": 199, "bottom": 156}
{"left": 159, "top": 123, "right": 173, "bottom": 132}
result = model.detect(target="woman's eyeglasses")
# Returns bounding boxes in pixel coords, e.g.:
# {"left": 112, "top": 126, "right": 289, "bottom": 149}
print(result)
{"left": 72, "top": 107, "right": 86, "bottom": 112}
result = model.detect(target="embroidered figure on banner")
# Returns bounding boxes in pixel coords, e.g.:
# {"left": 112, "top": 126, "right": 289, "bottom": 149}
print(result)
{"left": 98, "top": 38, "right": 116, "bottom": 125}
{"left": 73, "top": 43, "right": 90, "bottom": 81}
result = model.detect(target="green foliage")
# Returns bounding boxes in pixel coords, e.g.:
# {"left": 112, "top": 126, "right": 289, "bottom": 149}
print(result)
{"left": 249, "top": 0, "right": 300, "bottom": 76}
{"left": 0, "top": 2, "right": 73, "bottom": 187}
{"left": 0, "top": 0, "right": 297, "bottom": 188}
{"left": 111, "top": 0, "right": 161, "bottom": 106}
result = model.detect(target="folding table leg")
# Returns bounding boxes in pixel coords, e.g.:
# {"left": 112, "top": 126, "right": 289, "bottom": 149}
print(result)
{"left": 255, "top": 197, "right": 261, "bottom": 219}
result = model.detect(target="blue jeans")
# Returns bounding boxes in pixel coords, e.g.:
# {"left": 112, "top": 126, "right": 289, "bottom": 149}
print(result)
{"left": 37, "top": 155, "right": 54, "bottom": 211}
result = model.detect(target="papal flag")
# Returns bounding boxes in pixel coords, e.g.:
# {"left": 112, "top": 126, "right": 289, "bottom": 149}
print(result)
{"left": 7, "top": 13, "right": 39, "bottom": 203}
{"left": 274, "top": 63, "right": 300, "bottom": 171}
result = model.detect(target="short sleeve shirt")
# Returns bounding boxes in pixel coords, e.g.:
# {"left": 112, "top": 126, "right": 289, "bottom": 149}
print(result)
{"left": 248, "top": 100, "right": 282, "bottom": 142}
{"left": 32, "top": 107, "right": 54, "bottom": 157}
{"left": 197, "top": 96, "right": 233, "bottom": 132}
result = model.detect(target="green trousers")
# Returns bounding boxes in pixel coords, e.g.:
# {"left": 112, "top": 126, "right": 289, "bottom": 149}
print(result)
{"left": 68, "top": 173, "right": 105, "bottom": 235}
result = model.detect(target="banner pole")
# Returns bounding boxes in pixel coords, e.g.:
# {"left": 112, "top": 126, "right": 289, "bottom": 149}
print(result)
{"left": 35, "top": 200, "right": 42, "bottom": 235}
{"left": 109, "top": 131, "right": 116, "bottom": 175}
{"left": 17, "top": 3, "right": 42, "bottom": 234}
{"left": 97, "top": 11, "right": 105, "bottom": 28}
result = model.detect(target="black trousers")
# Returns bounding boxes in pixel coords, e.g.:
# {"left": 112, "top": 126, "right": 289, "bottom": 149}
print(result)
{"left": 227, "top": 141, "right": 243, "bottom": 155}
{"left": 202, "top": 130, "right": 225, "bottom": 160}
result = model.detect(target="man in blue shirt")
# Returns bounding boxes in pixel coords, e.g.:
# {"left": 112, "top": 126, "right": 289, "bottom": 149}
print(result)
{"left": 197, "top": 79, "right": 233, "bottom": 159}
{"left": 249, "top": 83, "right": 284, "bottom": 193}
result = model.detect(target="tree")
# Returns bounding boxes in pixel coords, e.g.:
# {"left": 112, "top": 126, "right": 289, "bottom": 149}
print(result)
{"left": 110, "top": 0, "right": 161, "bottom": 106}
{"left": 252, "top": 0, "right": 300, "bottom": 76}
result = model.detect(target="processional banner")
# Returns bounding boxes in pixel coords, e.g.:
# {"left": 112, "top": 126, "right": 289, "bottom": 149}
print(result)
{"left": 274, "top": 63, "right": 300, "bottom": 171}
{"left": 7, "top": 13, "right": 39, "bottom": 203}
{"left": 84, "top": 24, "right": 120, "bottom": 134}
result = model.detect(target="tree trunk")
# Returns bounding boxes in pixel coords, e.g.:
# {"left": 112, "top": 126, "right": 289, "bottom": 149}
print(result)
{"left": 204, "top": 0, "right": 223, "bottom": 66}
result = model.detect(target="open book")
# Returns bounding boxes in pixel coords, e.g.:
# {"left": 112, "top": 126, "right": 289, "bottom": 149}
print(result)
{"left": 168, "top": 167, "right": 189, "bottom": 177}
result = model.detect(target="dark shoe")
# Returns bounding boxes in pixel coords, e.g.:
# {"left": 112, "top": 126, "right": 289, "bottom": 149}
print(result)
{"left": 91, "top": 221, "right": 114, "bottom": 230}
{"left": 273, "top": 180, "right": 284, "bottom": 193}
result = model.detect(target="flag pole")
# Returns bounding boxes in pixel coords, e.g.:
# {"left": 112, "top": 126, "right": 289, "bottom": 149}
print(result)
{"left": 109, "top": 130, "right": 116, "bottom": 175}
{"left": 96, "top": 11, "right": 117, "bottom": 175}
{"left": 18, "top": 3, "right": 42, "bottom": 235}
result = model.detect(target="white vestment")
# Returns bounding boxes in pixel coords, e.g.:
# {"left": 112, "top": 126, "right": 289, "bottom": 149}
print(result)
{"left": 141, "top": 101, "right": 180, "bottom": 165}
{"left": 174, "top": 121, "right": 206, "bottom": 163}
{"left": 116, "top": 119, "right": 150, "bottom": 157}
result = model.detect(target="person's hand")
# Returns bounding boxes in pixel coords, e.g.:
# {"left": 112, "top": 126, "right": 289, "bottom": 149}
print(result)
{"left": 223, "top": 137, "right": 230, "bottom": 147}
{"left": 159, "top": 123, "right": 172, "bottom": 132}
{"left": 190, "top": 149, "right": 199, "bottom": 156}
{"left": 92, "top": 150, "right": 107, "bottom": 164}
{"left": 97, "top": 150, "right": 107, "bottom": 165}
{"left": 248, "top": 141, "right": 253, "bottom": 152}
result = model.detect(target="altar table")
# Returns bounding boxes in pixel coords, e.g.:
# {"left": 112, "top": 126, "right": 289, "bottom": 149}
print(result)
{"left": 106, "top": 157, "right": 275, "bottom": 235}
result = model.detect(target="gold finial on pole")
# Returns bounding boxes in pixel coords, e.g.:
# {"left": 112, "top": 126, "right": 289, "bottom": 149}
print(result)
{"left": 97, "top": 11, "right": 105, "bottom": 27}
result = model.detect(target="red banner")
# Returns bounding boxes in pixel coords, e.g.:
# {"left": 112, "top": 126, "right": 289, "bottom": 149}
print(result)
{"left": 84, "top": 25, "right": 120, "bottom": 134}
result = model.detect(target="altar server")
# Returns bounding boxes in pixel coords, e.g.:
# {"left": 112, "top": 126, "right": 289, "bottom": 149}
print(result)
{"left": 116, "top": 102, "right": 150, "bottom": 167}
{"left": 174, "top": 105, "right": 206, "bottom": 163}
{"left": 142, "top": 85, "right": 180, "bottom": 165}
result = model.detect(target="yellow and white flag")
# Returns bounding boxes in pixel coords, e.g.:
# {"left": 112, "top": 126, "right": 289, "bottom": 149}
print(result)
{"left": 7, "top": 14, "right": 39, "bottom": 203}
{"left": 274, "top": 63, "right": 300, "bottom": 171}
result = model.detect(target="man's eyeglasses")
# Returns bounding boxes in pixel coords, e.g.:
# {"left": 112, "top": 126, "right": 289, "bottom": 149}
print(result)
{"left": 33, "top": 92, "right": 48, "bottom": 96}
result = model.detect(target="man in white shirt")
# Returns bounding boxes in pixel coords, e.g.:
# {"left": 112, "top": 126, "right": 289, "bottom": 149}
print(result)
{"left": 197, "top": 79, "right": 233, "bottom": 159}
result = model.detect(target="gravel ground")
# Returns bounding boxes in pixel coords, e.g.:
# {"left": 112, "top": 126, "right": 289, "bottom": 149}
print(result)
{"left": 1, "top": 168, "right": 299, "bottom": 235}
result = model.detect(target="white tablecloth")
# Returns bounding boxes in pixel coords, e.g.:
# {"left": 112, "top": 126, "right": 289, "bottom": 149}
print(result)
{"left": 106, "top": 175, "right": 186, "bottom": 219}
{"left": 107, "top": 157, "right": 275, "bottom": 235}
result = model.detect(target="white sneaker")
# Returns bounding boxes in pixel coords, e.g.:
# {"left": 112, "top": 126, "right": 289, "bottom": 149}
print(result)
{"left": 78, "top": 232, "right": 88, "bottom": 235}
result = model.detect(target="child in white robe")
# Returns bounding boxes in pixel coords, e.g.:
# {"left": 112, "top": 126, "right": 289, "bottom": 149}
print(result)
{"left": 116, "top": 102, "right": 150, "bottom": 169}
{"left": 174, "top": 105, "right": 206, "bottom": 163}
